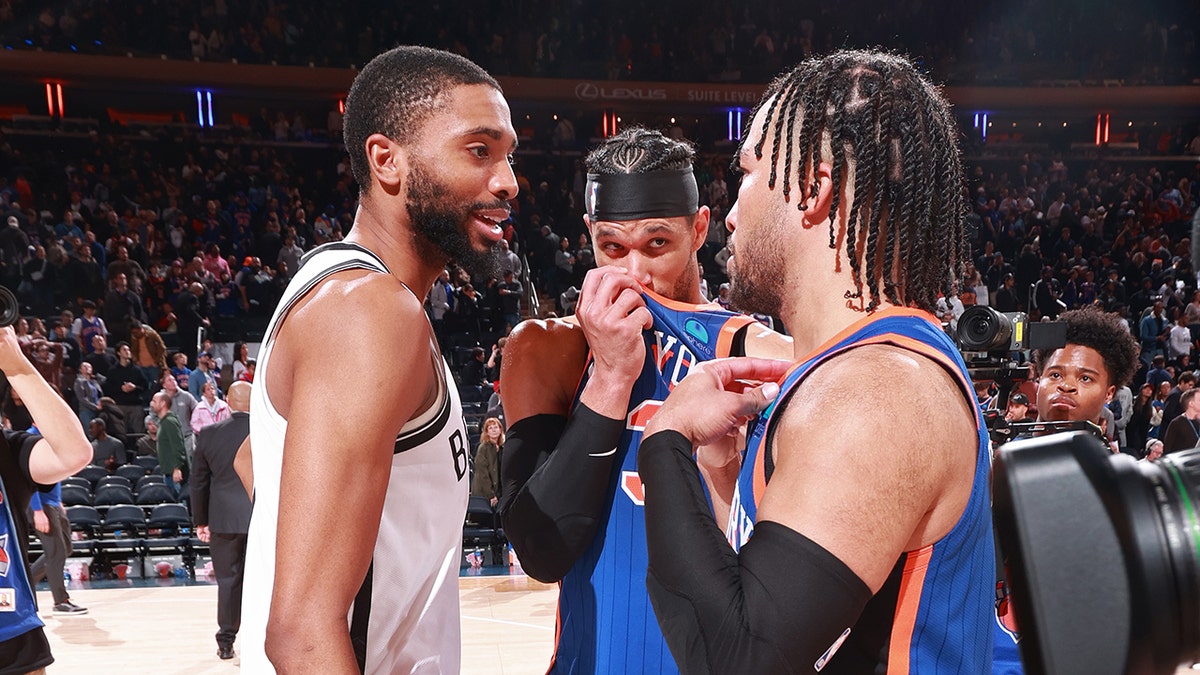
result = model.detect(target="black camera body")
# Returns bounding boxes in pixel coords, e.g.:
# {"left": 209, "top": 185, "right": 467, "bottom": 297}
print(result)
{"left": 994, "top": 431, "right": 1200, "bottom": 674}
{"left": 957, "top": 306, "right": 1068, "bottom": 358}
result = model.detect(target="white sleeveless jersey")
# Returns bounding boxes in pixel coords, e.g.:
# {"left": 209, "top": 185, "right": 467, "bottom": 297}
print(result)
{"left": 241, "top": 242, "right": 470, "bottom": 674}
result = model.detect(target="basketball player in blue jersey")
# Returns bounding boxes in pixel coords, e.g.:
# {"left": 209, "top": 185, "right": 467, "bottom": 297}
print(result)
{"left": 0, "top": 324, "right": 93, "bottom": 673}
{"left": 239, "top": 46, "right": 518, "bottom": 673}
{"left": 500, "top": 127, "right": 790, "bottom": 674}
{"left": 637, "top": 50, "right": 997, "bottom": 673}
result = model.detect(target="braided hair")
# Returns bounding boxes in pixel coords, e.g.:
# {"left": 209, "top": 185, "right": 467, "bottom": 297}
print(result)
{"left": 746, "top": 49, "right": 966, "bottom": 313}
{"left": 585, "top": 126, "right": 696, "bottom": 176}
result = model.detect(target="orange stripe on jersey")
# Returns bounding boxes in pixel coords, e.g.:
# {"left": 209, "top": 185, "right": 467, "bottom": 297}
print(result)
{"left": 547, "top": 581, "right": 564, "bottom": 675}
{"left": 716, "top": 315, "right": 757, "bottom": 357}
{"left": 887, "top": 546, "right": 933, "bottom": 675}
{"left": 640, "top": 285, "right": 723, "bottom": 313}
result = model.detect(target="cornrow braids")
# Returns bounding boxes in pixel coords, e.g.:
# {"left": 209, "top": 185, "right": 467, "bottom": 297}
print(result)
{"left": 585, "top": 126, "right": 696, "bottom": 175}
{"left": 747, "top": 49, "right": 967, "bottom": 314}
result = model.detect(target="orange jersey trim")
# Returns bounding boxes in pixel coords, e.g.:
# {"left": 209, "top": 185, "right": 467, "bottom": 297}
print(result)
{"left": 887, "top": 546, "right": 934, "bottom": 675}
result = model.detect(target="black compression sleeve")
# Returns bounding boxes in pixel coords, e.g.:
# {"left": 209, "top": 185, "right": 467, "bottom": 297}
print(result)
{"left": 639, "top": 430, "right": 872, "bottom": 675}
{"left": 499, "top": 404, "right": 625, "bottom": 582}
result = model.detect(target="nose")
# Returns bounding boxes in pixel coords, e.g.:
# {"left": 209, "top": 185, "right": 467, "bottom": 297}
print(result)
{"left": 726, "top": 200, "right": 739, "bottom": 233}
{"left": 491, "top": 160, "right": 519, "bottom": 201}
{"left": 622, "top": 255, "right": 652, "bottom": 286}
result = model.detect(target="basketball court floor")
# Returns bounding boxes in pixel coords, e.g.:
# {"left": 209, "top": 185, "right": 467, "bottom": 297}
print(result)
{"left": 33, "top": 569, "right": 1200, "bottom": 673}
{"left": 35, "top": 568, "right": 557, "bottom": 673}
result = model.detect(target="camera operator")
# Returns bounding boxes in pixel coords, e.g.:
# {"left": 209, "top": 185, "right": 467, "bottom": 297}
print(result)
{"left": 994, "top": 306, "right": 1140, "bottom": 674}
{"left": 0, "top": 325, "right": 93, "bottom": 672}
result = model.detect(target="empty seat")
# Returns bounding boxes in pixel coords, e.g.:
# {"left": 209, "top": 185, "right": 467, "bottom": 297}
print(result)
{"left": 463, "top": 495, "right": 506, "bottom": 559}
{"left": 65, "top": 505, "right": 103, "bottom": 554}
{"left": 96, "top": 475, "right": 133, "bottom": 492}
{"left": 115, "top": 464, "right": 147, "bottom": 482}
{"left": 92, "top": 484, "right": 136, "bottom": 507}
{"left": 62, "top": 476, "right": 91, "bottom": 492}
{"left": 135, "top": 474, "right": 166, "bottom": 492}
{"left": 146, "top": 503, "right": 198, "bottom": 578}
{"left": 134, "top": 456, "right": 160, "bottom": 472}
{"left": 75, "top": 465, "right": 106, "bottom": 486}
{"left": 98, "top": 504, "right": 147, "bottom": 572}
{"left": 60, "top": 484, "right": 92, "bottom": 507}
{"left": 135, "top": 482, "right": 177, "bottom": 506}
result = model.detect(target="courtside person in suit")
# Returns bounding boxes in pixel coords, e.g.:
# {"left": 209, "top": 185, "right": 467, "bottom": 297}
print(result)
{"left": 192, "top": 380, "right": 253, "bottom": 661}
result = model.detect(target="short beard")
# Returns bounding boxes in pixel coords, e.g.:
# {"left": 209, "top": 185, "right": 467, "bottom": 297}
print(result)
{"left": 727, "top": 208, "right": 787, "bottom": 317}
{"left": 406, "top": 162, "right": 503, "bottom": 280}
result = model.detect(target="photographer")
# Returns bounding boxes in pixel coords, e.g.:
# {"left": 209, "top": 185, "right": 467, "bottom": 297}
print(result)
{"left": 994, "top": 306, "right": 1140, "bottom": 674}
{"left": 0, "top": 325, "right": 94, "bottom": 672}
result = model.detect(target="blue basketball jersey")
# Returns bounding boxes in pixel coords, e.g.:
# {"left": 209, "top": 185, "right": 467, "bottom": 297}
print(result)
{"left": 728, "top": 308, "right": 994, "bottom": 674}
{"left": 549, "top": 289, "right": 756, "bottom": 675}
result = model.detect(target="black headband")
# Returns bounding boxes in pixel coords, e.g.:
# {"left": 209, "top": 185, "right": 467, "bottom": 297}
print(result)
{"left": 585, "top": 167, "right": 699, "bottom": 222}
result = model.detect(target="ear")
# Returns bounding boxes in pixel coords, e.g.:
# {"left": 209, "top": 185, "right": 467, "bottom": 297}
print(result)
{"left": 801, "top": 162, "right": 835, "bottom": 228}
{"left": 690, "top": 206, "right": 711, "bottom": 252}
{"left": 1105, "top": 385, "right": 1116, "bottom": 404}
{"left": 583, "top": 213, "right": 593, "bottom": 235}
{"left": 364, "top": 133, "right": 406, "bottom": 195}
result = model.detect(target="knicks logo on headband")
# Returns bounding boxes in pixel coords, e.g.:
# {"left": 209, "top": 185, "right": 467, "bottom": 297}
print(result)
{"left": 586, "top": 167, "right": 699, "bottom": 222}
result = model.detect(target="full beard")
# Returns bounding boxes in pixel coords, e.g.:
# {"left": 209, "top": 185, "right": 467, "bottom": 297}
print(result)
{"left": 406, "top": 162, "right": 504, "bottom": 280}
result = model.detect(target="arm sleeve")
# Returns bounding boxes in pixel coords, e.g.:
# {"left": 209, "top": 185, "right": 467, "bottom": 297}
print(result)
{"left": 498, "top": 404, "right": 624, "bottom": 582}
{"left": 638, "top": 430, "right": 872, "bottom": 675}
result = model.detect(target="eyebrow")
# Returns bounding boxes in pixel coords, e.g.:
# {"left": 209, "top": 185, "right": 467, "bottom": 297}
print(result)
{"left": 463, "top": 126, "right": 519, "bottom": 151}
{"left": 594, "top": 222, "right": 676, "bottom": 239}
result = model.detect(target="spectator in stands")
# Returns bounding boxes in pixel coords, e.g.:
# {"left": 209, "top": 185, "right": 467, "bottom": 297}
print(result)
{"left": 150, "top": 390, "right": 188, "bottom": 499}
{"left": 1140, "top": 300, "right": 1169, "bottom": 363}
{"left": 105, "top": 245, "right": 147, "bottom": 293}
{"left": 191, "top": 381, "right": 253, "bottom": 661}
{"left": 169, "top": 351, "right": 192, "bottom": 390}
{"left": 102, "top": 341, "right": 149, "bottom": 435}
{"left": 191, "top": 381, "right": 231, "bottom": 435}
{"left": 137, "top": 414, "right": 158, "bottom": 457}
{"left": 1161, "top": 371, "right": 1197, "bottom": 435}
{"left": 0, "top": 321, "right": 92, "bottom": 671}
{"left": 103, "top": 273, "right": 147, "bottom": 345}
{"left": 471, "top": 417, "right": 504, "bottom": 508}
{"left": 72, "top": 300, "right": 106, "bottom": 355}
{"left": 1162, "top": 388, "right": 1200, "bottom": 454}
{"left": 160, "top": 371, "right": 198, "bottom": 461}
{"left": 188, "top": 351, "right": 221, "bottom": 400}
{"left": 25, "top": 340, "right": 66, "bottom": 396}
{"left": 276, "top": 233, "right": 304, "bottom": 273}
{"left": 72, "top": 361, "right": 104, "bottom": 430}
{"left": 129, "top": 322, "right": 168, "bottom": 389}
{"left": 497, "top": 268, "right": 523, "bottom": 331}
{"left": 88, "top": 418, "right": 126, "bottom": 468}
{"left": 427, "top": 268, "right": 454, "bottom": 343}
{"left": 231, "top": 342, "right": 251, "bottom": 382}
{"left": 176, "top": 282, "right": 210, "bottom": 367}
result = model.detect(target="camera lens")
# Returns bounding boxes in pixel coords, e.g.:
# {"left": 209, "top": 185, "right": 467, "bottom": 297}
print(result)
{"left": 0, "top": 286, "right": 18, "bottom": 327}
{"left": 995, "top": 434, "right": 1200, "bottom": 673}
{"left": 957, "top": 305, "right": 1013, "bottom": 351}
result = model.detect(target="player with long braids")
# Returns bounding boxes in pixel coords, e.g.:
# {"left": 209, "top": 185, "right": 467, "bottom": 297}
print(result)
{"left": 638, "top": 50, "right": 995, "bottom": 674}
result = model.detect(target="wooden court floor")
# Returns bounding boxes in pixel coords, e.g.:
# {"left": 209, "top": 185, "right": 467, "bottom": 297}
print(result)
{"left": 37, "top": 574, "right": 558, "bottom": 674}
{"left": 35, "top": 577, "right": 1200, "bottom": 674}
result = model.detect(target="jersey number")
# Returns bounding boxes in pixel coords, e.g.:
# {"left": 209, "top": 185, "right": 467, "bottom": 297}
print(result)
{"left": 450, "top": 429, "right": 467, "bottom": 481}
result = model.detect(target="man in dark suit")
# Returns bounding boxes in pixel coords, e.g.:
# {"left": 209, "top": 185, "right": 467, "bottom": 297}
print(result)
{"left": 191, "top": 380, "right": 253, "bottom": 661}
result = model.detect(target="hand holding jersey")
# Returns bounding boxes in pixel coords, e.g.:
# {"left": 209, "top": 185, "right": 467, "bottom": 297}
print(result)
{"left": 573, "top": 267, "right": 655, "bottom": 418}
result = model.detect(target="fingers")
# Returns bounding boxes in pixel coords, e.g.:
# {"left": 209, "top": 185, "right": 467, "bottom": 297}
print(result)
{"left": 578, "top": 267, "right": 644, "bottom": 315}
{"left": 699, "top": 357, "right": 793, "bottom": 387}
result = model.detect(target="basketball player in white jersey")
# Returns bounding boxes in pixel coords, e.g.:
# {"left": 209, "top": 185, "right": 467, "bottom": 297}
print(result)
{"left": 239, "top": 46, "right": 518, "bottom": 674}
